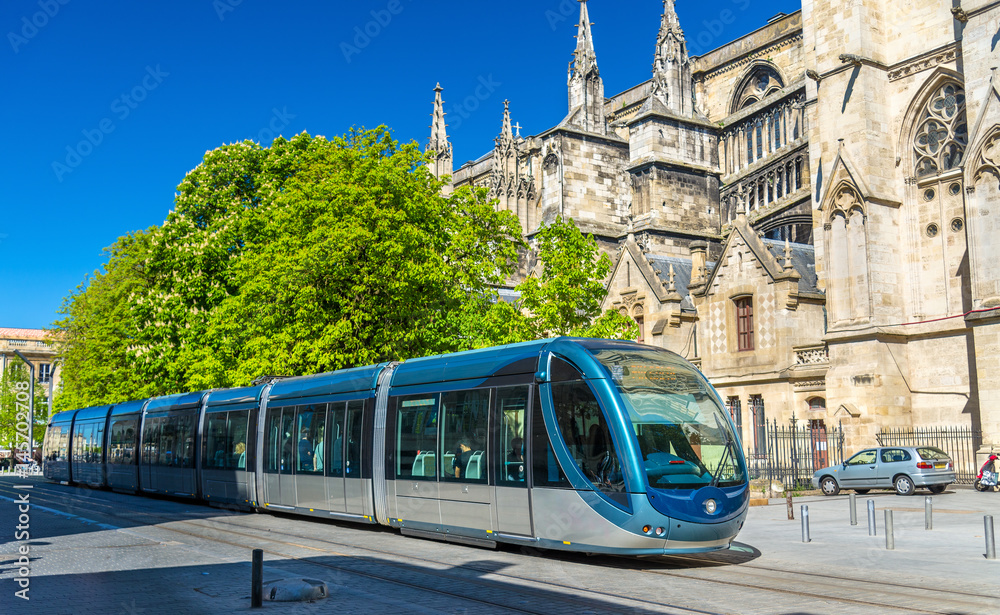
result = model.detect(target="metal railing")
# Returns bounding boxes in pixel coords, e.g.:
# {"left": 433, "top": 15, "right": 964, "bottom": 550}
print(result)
{"left": 876, "top": 426, "right": 982, "bottom": 484}
{"left": 746, "top": 419, "right": 845, "bottom": 490}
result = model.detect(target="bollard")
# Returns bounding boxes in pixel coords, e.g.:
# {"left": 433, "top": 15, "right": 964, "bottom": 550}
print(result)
{"left": 925, "top": 496, "right": 933, "bottom": 530}
{"left": 849, "top": 492, "right": 858, "bottom": 526}
{"left": 867, "top": 499, "right": 877, "bottom": 536}
{"left": 987, "top": 516, "right": 997, "bottom": 560}
{"left": 885, "top": 510, "right": 894, "bottom": 550}
{"left": 787, "top": 492, "right": 794, "bottom": 520}
{"left": 801, "top": 505, "right": 811, "bottom": 543}
{"left": 252, "top": 549, "right": 263, "bottom": 608}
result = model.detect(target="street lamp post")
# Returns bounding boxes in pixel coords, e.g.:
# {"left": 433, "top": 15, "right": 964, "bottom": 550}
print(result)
{"left": 13, "top": 351, "right": 35, "bottom": 461}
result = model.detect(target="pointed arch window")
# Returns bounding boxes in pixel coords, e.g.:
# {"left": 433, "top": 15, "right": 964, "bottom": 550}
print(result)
{"left": 732, "top": 65, "right": 784, "bottom": 113}
{"left": 914, "top": 82, "right": 968, "bottom": 178}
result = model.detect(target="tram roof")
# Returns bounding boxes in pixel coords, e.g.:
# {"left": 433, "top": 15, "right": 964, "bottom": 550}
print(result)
{"left": 74, "top": 405, "right": 112, "bottom": 422}
{"left": 206, "top": 385, "right": 265, "bottom": 407}
{"left": 391, "top": 339, "right": 549, "bottom": 387}
{"left": 267, "top": 364, "right": 387, "bottom": 402}
{"left": 48, "top": 408, "right": 77, "bottom": 425}
{"left": 110, "top": 399, "right": 148, "bottom": 417}
{"left": 144, "top": 390, "right": 209, "bottom": 413}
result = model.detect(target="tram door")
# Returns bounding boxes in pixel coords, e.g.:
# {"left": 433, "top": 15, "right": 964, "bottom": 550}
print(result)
{"left": 264, "top": 407, "right": 296, "bottom": 506}
{"left": 343, "top": 400, "right": 366, "bottom": 515}
{"left": 323, "top": 403, "right": 345, "bottom": 512}
{"left": 294, "top": 404, "right": 327, "bottom": 510}
{"left": 438, "top": 390, "right": 492, "bottom": 532}
{"left": 493, "top": 386, "right": 532, "bottom": 537}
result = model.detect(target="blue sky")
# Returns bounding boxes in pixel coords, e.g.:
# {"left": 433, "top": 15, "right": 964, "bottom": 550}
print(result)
{"left": 1, "top": 0, "right": 798, "bottom": 330}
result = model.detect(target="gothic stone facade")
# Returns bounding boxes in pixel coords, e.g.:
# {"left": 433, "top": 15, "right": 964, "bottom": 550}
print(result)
{"left": 425, "top": 1, "right": 1000, "bottom": 460}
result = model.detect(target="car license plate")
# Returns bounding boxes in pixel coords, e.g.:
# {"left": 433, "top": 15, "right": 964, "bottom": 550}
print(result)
{"left": 934, "top": 462, "right": 947, "bottom": 469}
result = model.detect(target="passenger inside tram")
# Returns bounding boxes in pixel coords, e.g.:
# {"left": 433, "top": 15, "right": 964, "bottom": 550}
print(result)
{"left": 452, "top": 439, "right": 472, "bottom": 479}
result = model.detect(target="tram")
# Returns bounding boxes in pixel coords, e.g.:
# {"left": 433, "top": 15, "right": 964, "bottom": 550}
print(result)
{"left": 42, "top": 338, "right": 749, "bottom": 555}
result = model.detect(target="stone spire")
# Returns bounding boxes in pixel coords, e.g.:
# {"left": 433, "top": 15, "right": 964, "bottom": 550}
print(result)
{"left": 426, "top": 83, "right": 453, "bottom": 191}
{"left": 651, "top": 0, "right": 694, "bottom": 116}
{"left": 500, "top": 99, "right": 513, "bottom": 142}
{"left": 565, "top": 0, "right": 606, "bottom": 134}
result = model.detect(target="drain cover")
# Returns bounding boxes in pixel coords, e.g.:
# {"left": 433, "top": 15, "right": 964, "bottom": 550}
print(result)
{"left": 262, "top": 578, "right": 329, "bottom": 602}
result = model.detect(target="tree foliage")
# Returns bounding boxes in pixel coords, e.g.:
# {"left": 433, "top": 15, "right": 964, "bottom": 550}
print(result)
{"left": 0, "top": 364, "right": 49, "bottom": 450}
{"left": 52, "top": 129, "right": 522, "bottom": 407}
{"left": 475, "top": 216, "right": 639, "bottom": 343}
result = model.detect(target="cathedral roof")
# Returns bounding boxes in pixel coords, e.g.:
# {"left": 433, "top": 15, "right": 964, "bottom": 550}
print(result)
{"left": 644, "top": 254, "right": 712, "bottom": 313}
{"left": 762, "top": 239, "right": 819, "bottom": 293}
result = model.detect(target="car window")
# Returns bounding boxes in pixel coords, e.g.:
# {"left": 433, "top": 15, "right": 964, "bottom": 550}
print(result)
{"left": 846, "top": 449, "right": 877, "bottom": 465}
{"left": 917, "top": 447, "right": 950, "bottom": 460}
{"left": 880, "top": 449, "right": 911, "bottom": 463}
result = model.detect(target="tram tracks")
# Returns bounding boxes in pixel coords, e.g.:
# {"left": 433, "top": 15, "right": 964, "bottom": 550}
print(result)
{"left": 2, "top": 482, "right": 717, "bottom": 615}
{"left": 4, "top": 481, "right": 996, "bottom": 614}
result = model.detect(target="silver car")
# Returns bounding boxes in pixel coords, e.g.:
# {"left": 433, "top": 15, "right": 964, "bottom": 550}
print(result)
{"left": 812, "top": 446, "right": 956, "bottom": 496}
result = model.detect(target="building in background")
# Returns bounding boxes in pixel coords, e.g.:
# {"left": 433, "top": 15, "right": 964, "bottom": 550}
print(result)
{"left": 425, "top": 0, "right": 1000, "bottom": 459}
{"left": 0, "top": 327, "right": 60, "bottom": 402}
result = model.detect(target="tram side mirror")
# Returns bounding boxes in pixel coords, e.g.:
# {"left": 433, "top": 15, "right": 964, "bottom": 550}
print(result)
{"left": 534, "top": 371, "right": 546, "bottom": 383}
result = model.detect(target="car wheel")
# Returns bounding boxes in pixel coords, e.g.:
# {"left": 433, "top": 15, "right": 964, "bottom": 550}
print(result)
{"left": 928, "top": 485, "right": 946, "bottom": 494}
{"left": 974, "top": 478, "right": 989, "bottom": 492}
{"left": 894, "top": 475, "right": 915, "bottom": 496}
{"left": 854, "top": 489, "right": 870, "bottom": 494}
{"left": 820, "top": 476, "right": 840, "bottom": 496}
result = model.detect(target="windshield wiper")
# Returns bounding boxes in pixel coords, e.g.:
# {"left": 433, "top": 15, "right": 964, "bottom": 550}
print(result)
{"left": 711, "top": 413, "right": 735, "bottom": 488}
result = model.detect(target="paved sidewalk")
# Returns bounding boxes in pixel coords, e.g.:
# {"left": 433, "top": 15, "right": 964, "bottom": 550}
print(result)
{"left": 739, "top": 486, "right": 1000, "bottom": 587}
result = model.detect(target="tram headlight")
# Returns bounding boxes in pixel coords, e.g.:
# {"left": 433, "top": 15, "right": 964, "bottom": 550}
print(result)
{"left": 704, "top": 499, "right": 718, "bottom": 515}
{"left": 655, "top": 527, "right": 665, "bottom": 537}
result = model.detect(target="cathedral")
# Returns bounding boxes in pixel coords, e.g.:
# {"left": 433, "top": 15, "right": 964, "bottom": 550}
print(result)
{"left": 424, "top": 0, "right": 1000, "bottom": 461}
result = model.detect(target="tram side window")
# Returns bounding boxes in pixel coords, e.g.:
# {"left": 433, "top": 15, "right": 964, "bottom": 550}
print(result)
{"left": 265, "top": 407, "right": 295, "bottom": 475}
{"left": 551, "top": 377, "right": 626, "bottom": 494}
{"left": 110, "top": 419, "right": 137, "bottom": 465}
{"left": 50, "top": 425, "right": 69, "bottom": 463}
{"left": 159, "top": 412, "right": 196, "bottom": 468}
{"left": 73, "top": 424, "right": 90, "bottom": 464}
{"left": 441, "top": 389, "right": 490, "bottom": 483}
{"left": 327, "top": 403, "right": 346, "bottom": 477}
{"left": 296, "top": 405, "right": 325, "bottom": 475}
{"left": 265, "top": 408, "right": 281, "bottom": 473}
{"left": 230, "top": 410, "right": 249, "bottom": 470}
{"left": 142, "top": 417, "right": 161, "bottom": 465}
{"left": 42, "top": 425, "right": 59, "bottom": 462}
{"left": 204, "top": 412, "right": 229, "bottom": 469}
{"left": 396, "top": 395, "right": 439, "bottom": 480}
{"left": 346, "top": 400, "right": 364, "bottom": 478}
{"left": 93, "top": 422, "right": 105, "bottom": 464}
{"left": 532, "top": 387, "right": 570, "bottom": 488}
{"left": 496, "top": 386, "right": 528, "bottom": 486}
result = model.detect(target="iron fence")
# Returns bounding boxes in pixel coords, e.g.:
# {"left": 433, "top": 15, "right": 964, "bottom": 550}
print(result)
{"left": 746, "top": 419, "right": 845, "bottom": 490}
{"left": 876, "top": 426, "right": 982, "bottom": 484}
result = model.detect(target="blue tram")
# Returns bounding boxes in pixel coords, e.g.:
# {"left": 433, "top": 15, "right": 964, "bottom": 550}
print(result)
{"left": 42, "top": 338, "right": 749, "bottom": 555}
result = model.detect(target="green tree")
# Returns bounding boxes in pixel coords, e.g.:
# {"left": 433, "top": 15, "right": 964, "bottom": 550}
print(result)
{"left": 52, "top": 128, "right": 523, "bottom": 406}
{"left": 0, "top": 363, "right": 49, "bottom": 452}
{"left": 196, "top": 129, "right": 522, "bottom": 384}
{"left": 476, "top": 216, "right": 638, "bottom": 343}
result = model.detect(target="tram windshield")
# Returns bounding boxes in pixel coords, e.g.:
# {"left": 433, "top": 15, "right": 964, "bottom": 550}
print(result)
{"left": 591, "top": 348, "right": 745, "bottom": 490}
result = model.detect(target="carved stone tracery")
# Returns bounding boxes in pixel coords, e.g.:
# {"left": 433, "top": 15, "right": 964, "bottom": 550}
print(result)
{"left": 914, "top": 81, "right": 968, "bottom": 178}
